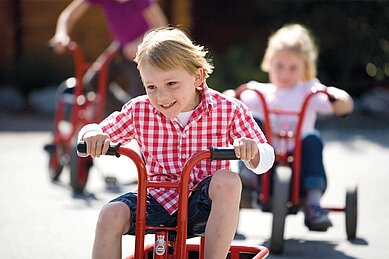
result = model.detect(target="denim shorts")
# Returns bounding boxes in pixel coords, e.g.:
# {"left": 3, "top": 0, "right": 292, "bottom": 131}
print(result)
{"left": 110, "top": 176, "right": 213, "bottom": 237}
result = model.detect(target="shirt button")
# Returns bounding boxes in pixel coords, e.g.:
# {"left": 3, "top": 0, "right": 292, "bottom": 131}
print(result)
{"left": 182, "top": 133, "right": 187, "bottom": 138}
{"left": 182, "top": 154, "right": 186, "bottom": 159}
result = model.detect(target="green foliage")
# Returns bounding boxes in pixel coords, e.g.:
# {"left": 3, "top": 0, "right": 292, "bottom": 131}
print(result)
{"left": 195, "top": 0, "right": 389, "bottom": 97}
{"left": 208, "top": 44, "right": 268, "bottom": 92}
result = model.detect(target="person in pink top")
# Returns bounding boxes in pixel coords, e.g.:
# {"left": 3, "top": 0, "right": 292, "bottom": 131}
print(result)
{"left": 225, "top": 24, "right": 353, "bottom": 231}
{"left": 78, "top": 27, "right": 275, "bottom": 259}
{"left": 50, "top": 0, "right": 167, "bottom": 110}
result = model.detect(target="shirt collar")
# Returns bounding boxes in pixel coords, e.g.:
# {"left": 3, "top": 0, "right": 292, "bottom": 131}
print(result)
{"left": 197, "top": 82, "right": 214, "bottom": 115}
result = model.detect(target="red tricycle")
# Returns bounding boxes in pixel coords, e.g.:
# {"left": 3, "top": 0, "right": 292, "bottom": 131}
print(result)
{"left": 235, "top": 84, "right": 358, "bottom": 254}
{"left": 44, "top": 42, "right": 118, "bottom": 193}
{"left": 77, "top": 141, "right": 270, "bottom": 258}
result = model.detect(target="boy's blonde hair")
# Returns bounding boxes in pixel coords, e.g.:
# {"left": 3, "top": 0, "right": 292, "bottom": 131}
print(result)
{"left": 134, "top": 27, "right": 214, "bottom": 78}
{"left": 261, "top": 24, "right": 318, "bottom": 82}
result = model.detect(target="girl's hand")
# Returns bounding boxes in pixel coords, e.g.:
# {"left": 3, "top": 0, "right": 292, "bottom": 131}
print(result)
{"left": 123, "top": 41, "right": 140, "bottom": 60}
{"left": 49, "top": 34, "right": 71, "bottom": 54}
{"left": 233, "top": 137, "right": 259, "bottom": 162}
{"left": 82, "top": 132, "right": 110, "bottom": 158}
{"left": 327, "top": 87, "right": 354, "bottom": 116}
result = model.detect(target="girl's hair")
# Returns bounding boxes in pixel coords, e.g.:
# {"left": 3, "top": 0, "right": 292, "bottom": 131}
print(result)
{"left": 261, "top": 24, "right": 318, "bottom": 81}
{"left": 134, "top": 26, "right": 214, "bottom": 78}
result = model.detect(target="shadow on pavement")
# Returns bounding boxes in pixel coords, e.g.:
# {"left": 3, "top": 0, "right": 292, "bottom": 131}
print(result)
{"left": 0, "top": 112, "right": 53, "bottom": 132}
{"left": 263, "top": 237, "right": 368, "bottom": 259}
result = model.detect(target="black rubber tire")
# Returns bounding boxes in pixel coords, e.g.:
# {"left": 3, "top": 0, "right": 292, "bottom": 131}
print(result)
{"left": 345, "top": 185, "right": 358, "bottom": 239}
{"left": 70, "top": 143, "right": 92, "bottom": 194}
{"left": 44, "top": 143, "right": 64, "bottom": 181}
{"left": 270, "top": 166, "right": 292, "bottom": 254}
{"left": 48, "top": 150, "right": 64, "bottom": 181}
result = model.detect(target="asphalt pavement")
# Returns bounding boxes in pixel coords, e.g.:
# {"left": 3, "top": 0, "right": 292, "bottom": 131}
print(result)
{"left": 1, "top": 111, "right": 388, "bottom": 259}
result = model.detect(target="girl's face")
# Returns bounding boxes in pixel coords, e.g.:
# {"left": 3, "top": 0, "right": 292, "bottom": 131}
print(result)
{"left": 268, "top": 50, "right": 306, "bottom": 89}
{"left": 140, "top": 63, "right": 203, "bottom": 119}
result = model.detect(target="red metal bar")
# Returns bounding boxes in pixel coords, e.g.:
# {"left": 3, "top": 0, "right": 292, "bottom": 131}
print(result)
{"left": 269, "top": 109, "right": 300, "bottom": 116}
{"left": 326, "top": 207, "right": 345, "bottom": 212}
{"left": 145, "top": 226, "right": 176, "bottom": 231}
{"left": 229, "top": 245, "right": 270, "bottom": 258}
{"left": 175, "top": 150, "right": 211, "bottom": 258}
{"left": 199, "top": 236, "right": 205, "bottom": 259}
{"left": 116, "top": 146, "right": 148, "bottom": 259}
{"left": 95, "top": 45, "right": 119, "bottom": 122}
{"left": 291, "top": 89, "right": 331, "bottom": 205}
{"left": 67, "top": 42, "right": 87, "bottom": 130}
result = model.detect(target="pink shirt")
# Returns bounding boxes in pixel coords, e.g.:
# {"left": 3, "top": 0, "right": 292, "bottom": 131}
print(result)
{"left": 99, "top": 84, "right": 269, "bottom": 214}
{"left": 87, "top": 0, "right": 152, "bottom": 45}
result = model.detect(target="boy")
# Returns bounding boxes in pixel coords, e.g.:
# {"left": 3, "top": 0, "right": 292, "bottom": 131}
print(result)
{"left": 78, "top": 27, "right": 274, "bottom": 259}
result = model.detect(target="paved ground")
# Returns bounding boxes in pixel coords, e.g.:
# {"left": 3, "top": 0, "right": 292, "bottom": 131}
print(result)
{"left": 1, "top": 111, "right": 388, "bottom": 258}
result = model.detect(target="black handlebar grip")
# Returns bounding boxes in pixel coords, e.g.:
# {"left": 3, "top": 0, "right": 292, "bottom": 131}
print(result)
{"left": 209, "top": 147, "right": 238, "bottom": 160}
{"left": 77, "top": 141, "right": 121, "bottom": 157}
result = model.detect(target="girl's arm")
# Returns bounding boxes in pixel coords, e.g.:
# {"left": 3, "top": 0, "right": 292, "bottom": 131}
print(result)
{"left": 327, "top": 87, "right": 354, "bottom": 116}
{"left": 49, "top": 0, "right": 91, "bottom": 54}
{"left": 122, "top": 2, "right": 168, "bottom": 59}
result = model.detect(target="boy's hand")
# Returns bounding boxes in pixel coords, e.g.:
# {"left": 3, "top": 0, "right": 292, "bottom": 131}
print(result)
{"left": 233, "top": 137, "right": 259, "bottom": 162}
{"left": 82, "top": 132, "right": 110, "bottom": 158}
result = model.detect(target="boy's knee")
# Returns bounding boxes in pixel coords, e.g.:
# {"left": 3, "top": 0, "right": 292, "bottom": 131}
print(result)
{"left": 211, "top": 170, "right": 242, "bottom": 196}
{"left": 97, "top": 202, "right": 131, "bottom": 234}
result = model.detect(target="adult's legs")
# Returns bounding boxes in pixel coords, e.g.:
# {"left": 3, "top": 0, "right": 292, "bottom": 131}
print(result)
{"left": 205, "top": 169, "right": 242, "bottom": 259}
{"left": 92, "top": 202, "right": 131, "bottom": 259}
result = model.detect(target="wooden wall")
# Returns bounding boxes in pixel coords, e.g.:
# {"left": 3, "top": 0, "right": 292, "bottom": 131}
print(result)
{"left": 0, "top": 0, "right": 191, "bottom": 86}
{"left": 0, "top": 0, "right": 111, "bottom": 84}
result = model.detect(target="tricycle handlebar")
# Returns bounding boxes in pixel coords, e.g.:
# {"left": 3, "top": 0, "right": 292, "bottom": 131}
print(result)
{"left": 77, "top": 141, "right": 238, "bottom": 160}
{"left": 209, "top": 147, "right": 238, "bottom": 160}
{"left": 77, "top": 141, "right": 121, "bottom": 157}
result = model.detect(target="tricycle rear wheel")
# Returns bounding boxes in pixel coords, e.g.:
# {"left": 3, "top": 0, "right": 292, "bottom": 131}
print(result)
{"left": 345, "top": 185, "right": 358, "bottom": 239}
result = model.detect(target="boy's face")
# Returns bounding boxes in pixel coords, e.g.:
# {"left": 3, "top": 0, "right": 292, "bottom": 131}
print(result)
{"left": 140, "top": 63, "right": 203, "bottom": 119}
{"left": 269, "top": 50, "right": 305, "bottom": 88}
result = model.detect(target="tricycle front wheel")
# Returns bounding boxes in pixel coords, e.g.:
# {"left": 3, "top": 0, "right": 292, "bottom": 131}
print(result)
{"left": 70, "top": 143, "right": 92, "bottom": 194}
{"left": 44, "top": 143, "right": 64, "bottom": 181}
{"left": 270, "top": 166, "right": 292, "bottom": 254}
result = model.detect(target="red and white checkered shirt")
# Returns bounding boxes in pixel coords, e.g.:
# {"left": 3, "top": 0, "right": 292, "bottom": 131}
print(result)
{"left": 99, "top": 83, "right": 268, "bottom": 214}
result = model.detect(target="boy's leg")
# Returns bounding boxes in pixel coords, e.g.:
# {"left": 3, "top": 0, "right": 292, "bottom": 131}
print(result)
{"left": 92, "top": 192, "right": 175, "bottom": 259}
{"left": 205, "top": 169, "right": 242, "bottom": 259}
{"left": 92, "top": 201, "right": 131, "bottom": 259}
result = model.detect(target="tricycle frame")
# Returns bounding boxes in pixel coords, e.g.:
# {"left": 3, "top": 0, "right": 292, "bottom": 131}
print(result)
{"left": 77, "top": 142, "right": 269, "bottom": 258}
{"left": 235, "top": 83, "right": 358, "bottom": 254}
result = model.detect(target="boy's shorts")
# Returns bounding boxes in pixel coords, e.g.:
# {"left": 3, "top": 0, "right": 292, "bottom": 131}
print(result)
{"left": 110, "top": 176, "right": 212, "bottom": 237}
